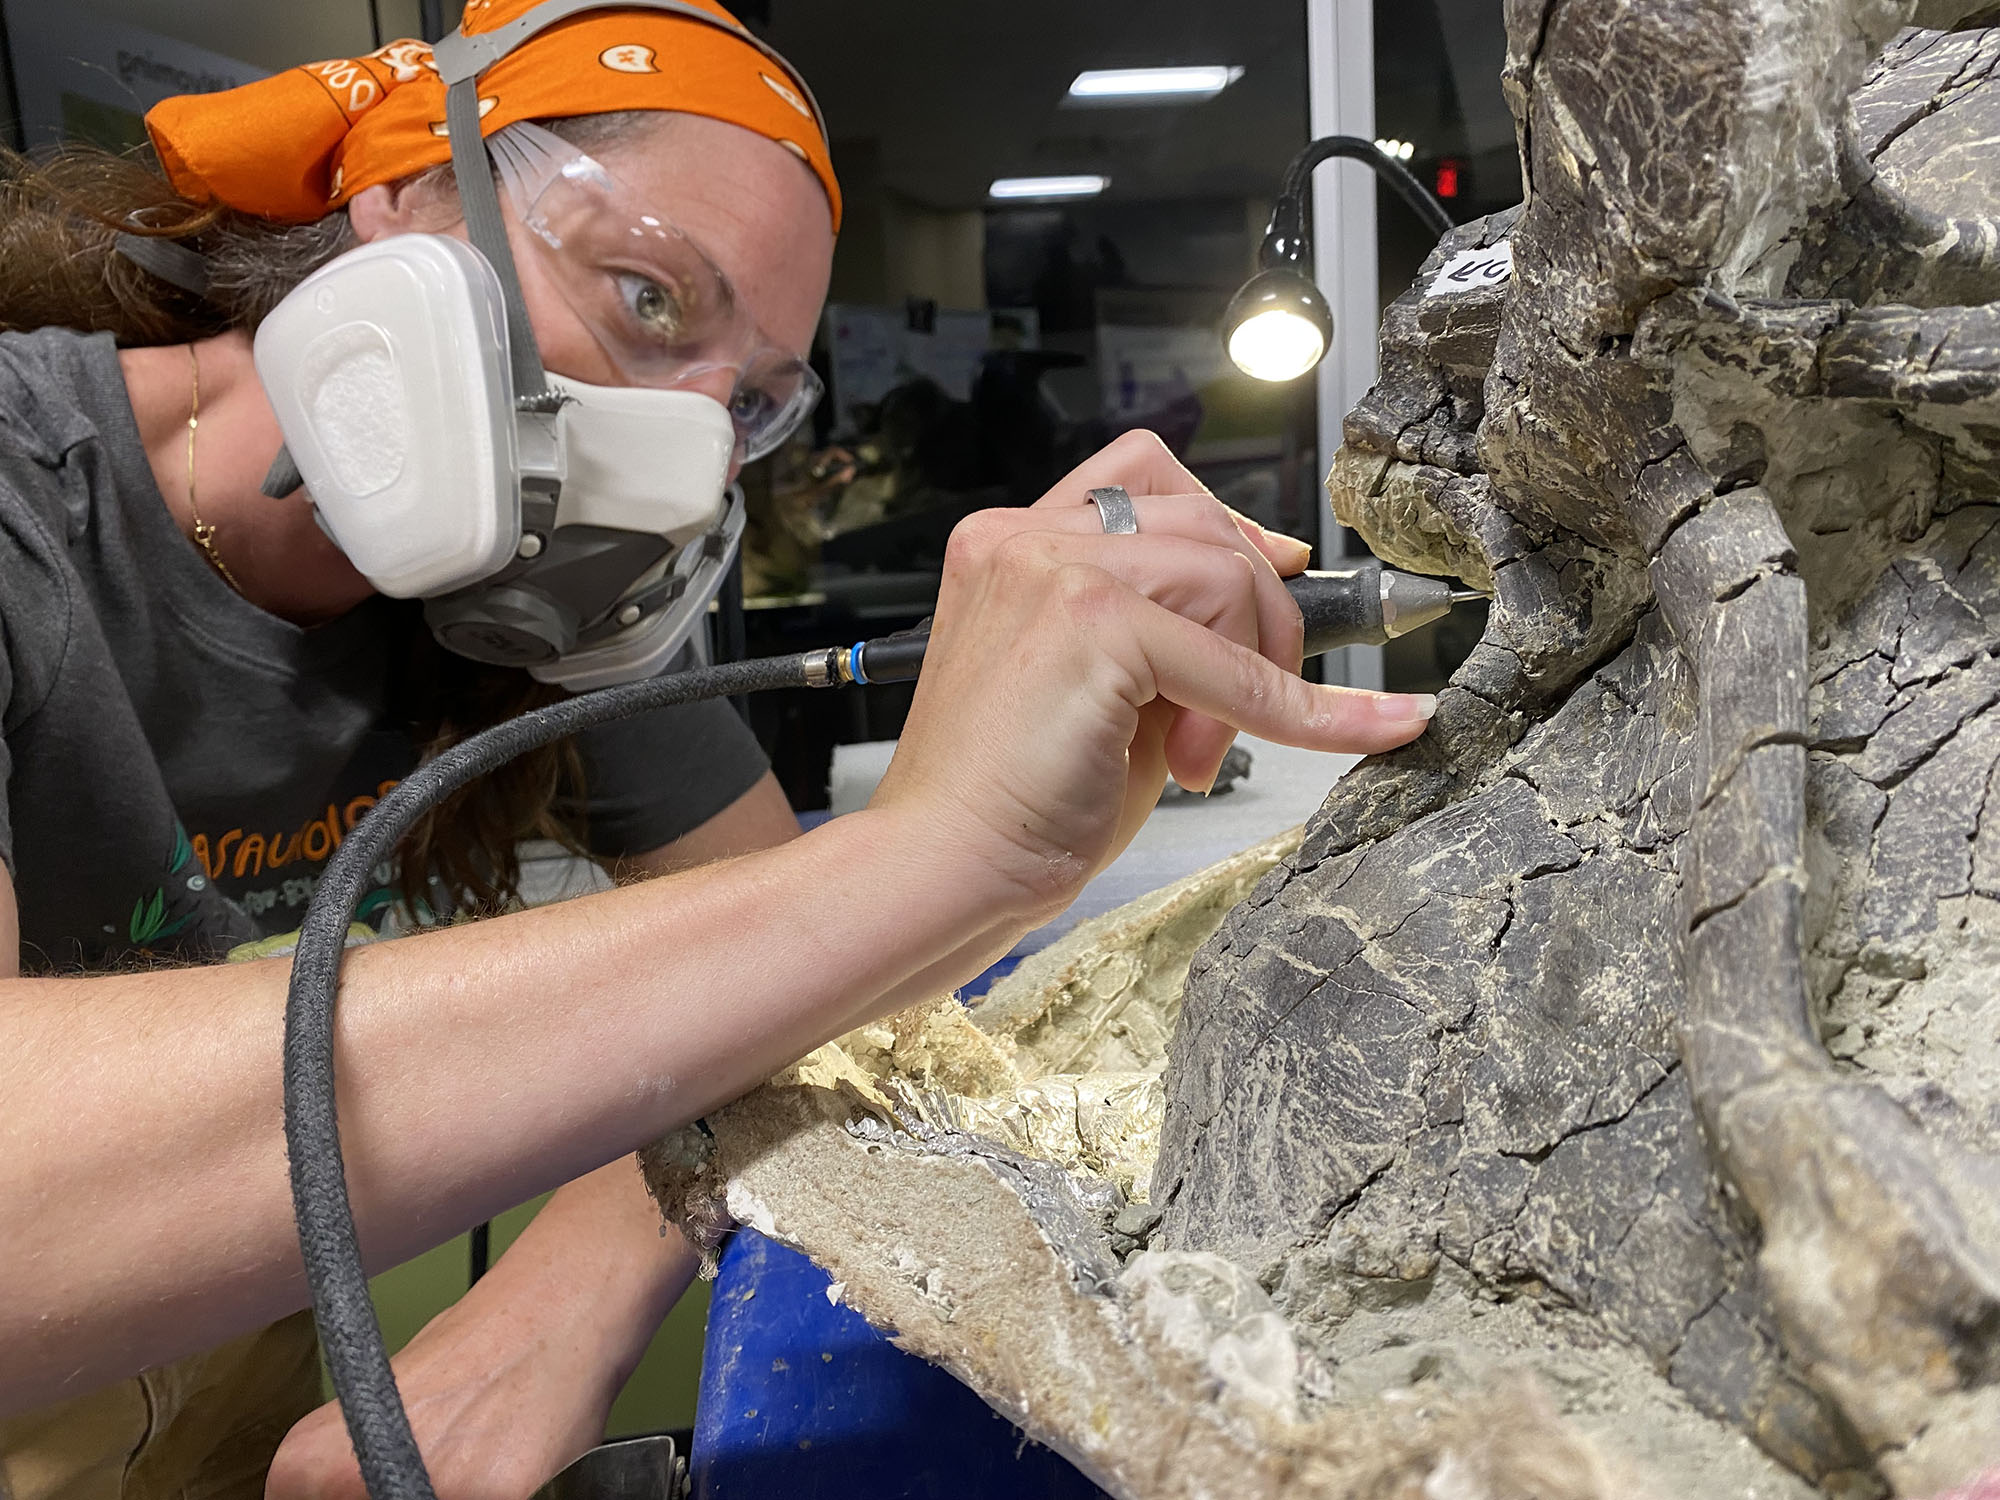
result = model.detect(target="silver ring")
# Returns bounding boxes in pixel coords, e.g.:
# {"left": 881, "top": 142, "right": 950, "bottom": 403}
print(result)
{"left": 1088, "top": 485, "right": 1139, "bottom": 534}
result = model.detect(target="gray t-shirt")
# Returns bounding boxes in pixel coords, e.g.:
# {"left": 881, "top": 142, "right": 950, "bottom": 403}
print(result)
{"left": 0, "top": 328, "right": 769, "bottom": 972}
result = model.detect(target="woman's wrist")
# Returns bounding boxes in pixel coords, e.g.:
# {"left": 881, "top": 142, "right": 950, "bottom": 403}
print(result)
{"left": 469, "top": 1161, "right": 698, "bottom": 1398}
{"left": 797, "top": 804, "right": 1046, "bottom": 1006}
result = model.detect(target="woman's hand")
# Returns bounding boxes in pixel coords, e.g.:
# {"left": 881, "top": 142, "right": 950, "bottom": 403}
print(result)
{"left": 266, "top": 1289, "right": 610, "bottom": 1500}
{"left": 265, "top": 1163, "right": 699, "bottom": 1500}
{"left": 264, "top": 1275, "right": 623, "bottom": 1500}
{"left": 869, "top": 430, "right": 1437, "bottom": 927}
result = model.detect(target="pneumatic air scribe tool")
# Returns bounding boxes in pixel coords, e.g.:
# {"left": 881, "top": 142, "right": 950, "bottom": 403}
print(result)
{"left": 814, "top": 482, "right": 1486, "bottom": 685}
{"left": 814, "top": 559, "right": 1488, "bottom": 686}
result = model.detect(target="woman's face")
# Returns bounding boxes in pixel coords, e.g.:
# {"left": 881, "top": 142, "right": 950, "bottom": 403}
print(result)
{"left": 352, "top": 111, "right": 836, "bottom": 477}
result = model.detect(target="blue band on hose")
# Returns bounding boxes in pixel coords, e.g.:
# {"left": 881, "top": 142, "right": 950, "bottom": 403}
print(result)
{"left": 848, "top": 642, "right": 869, "bottom": 686}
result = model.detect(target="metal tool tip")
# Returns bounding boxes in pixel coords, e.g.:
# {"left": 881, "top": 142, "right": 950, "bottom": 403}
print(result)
{"left": 1449, "top": 589, "right": 1491, "bottom": 605}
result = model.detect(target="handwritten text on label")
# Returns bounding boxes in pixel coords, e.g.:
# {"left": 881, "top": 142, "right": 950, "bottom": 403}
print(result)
{"left": 1425, "top": 241, "right": 1514, "bottom": 298}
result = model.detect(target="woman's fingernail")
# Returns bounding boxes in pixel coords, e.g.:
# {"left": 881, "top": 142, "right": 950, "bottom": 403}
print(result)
{"left": 1259, "top": 527, "right": 1311, "bottom": 567}
{"left": 1376, "top": 692, "right": 1438, "bottom": 722}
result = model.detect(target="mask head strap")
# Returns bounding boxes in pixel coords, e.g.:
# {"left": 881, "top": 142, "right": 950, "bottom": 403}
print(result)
{"left": 441, "top": 80, "right": 552, "bottom": 405}
{"left": 111, "top": 231, "right": 213, "bottom": 297}
{"left": 432, "top": 0, "right": 829, "bottom": 413}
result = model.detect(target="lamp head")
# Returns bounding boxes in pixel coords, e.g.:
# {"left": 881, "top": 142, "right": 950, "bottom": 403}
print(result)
{"left": 1223, "top": 266, "right": 1333, "bottom": 382}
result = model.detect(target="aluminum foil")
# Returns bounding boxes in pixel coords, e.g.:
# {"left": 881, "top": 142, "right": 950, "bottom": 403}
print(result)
{"left": 885, "top": 1070, "right": 1164, "bottom": 1203}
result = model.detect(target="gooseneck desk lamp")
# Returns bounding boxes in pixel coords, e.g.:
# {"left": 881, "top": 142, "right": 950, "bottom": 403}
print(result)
{"left": 1225, "top": 135, "right": 1455, "bottom": 382}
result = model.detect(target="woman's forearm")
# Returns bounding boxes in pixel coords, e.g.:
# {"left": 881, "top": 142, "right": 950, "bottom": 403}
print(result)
{"left": 0, "top": 806, "right": 1007, "bottom": 1415}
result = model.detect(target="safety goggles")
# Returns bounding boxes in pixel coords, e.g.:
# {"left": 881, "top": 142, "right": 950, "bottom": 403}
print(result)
{"left": 488, "top": 120, "right": 821, "bottom": 463}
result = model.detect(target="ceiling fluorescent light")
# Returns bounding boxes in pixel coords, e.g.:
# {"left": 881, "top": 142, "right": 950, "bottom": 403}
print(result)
{"left": 989, "top": 174, "right": 1110, "bottom": 201}
{"left": 1066, "top": 66, "right": 1244, "bottom": 104}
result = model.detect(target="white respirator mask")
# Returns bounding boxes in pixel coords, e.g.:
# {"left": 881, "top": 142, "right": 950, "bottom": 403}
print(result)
{"left": 242, "top": 0, "right": 828, "bottom": 690}
{"left": 254, "top": 233, "right": 743, "bottom": 689}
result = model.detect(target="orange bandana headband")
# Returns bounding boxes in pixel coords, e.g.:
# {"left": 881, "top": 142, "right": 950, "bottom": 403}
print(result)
{"left": 144, "top": 0, "right": 840, "bottom": 232}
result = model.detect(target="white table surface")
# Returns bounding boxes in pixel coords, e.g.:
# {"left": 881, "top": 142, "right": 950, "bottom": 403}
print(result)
{"left": 829, "top": 737, "right": 1358, "bottom": 954}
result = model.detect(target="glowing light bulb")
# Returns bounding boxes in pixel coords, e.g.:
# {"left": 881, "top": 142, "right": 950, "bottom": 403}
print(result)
{"left": 1228, "top": 308, "right": 1327, "bottom": 382}
{"left": 1221, "top": 267, "right": 1334, "bottom": 381}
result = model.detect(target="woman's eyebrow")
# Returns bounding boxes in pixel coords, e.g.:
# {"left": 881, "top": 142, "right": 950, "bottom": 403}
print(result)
{"left": 661, "top": 221, "right": 740, "bottom": 319}
{"left": 711, "top": 266, "right": 740, "bottom": 317}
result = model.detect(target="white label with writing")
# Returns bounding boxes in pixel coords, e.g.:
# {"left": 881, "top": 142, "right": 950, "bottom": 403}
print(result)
{"left": 1426, "top": 241, "right": 1514, "bottom": 297}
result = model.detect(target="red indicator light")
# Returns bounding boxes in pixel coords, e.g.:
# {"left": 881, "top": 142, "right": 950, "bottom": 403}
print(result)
{"left": 1435, "top": 160, "right": 1461, "bottom": 199}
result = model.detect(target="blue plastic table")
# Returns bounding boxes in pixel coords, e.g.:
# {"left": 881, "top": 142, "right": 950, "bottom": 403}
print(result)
{"left": 690, "top": 1230, "right": 1110, "bottom": 1499}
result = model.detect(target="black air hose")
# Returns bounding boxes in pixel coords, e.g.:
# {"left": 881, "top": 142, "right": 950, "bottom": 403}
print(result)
{"left": 283, "top": 653, "right": 809, "bottom": 1500}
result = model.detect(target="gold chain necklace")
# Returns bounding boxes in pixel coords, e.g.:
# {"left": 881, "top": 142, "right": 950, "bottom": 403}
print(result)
{"left": 185, "top": 343, "right": 243, "bottom": 596}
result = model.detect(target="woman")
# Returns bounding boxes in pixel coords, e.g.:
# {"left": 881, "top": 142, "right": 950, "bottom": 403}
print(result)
{"left": 0, "top": 4, "right": 1437, "bottom": 1499}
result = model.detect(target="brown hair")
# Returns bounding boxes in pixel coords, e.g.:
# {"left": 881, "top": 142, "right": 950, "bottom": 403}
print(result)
{"left": 0, "top": 135, "right": 630, "bottom": 920}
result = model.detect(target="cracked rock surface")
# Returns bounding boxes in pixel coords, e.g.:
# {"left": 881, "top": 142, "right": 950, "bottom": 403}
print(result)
{"left": 649, "top": 877, "right": 1685, "bottom": 1500}
{"left": 1158, "top": 4, "right": 2000, "bottom": 1495}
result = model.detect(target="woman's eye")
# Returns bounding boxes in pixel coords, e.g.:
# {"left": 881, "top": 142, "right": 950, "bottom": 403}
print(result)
{"left": 620, "top": 274, "right": 683, "bottom": 339}
{"left": 730, "top": 386, "right": 777, "bottom": 426}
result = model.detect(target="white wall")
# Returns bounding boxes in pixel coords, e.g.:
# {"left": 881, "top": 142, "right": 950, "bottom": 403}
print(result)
{"left": 1306, "top": 0, "right": 1384, "bottom": 690}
